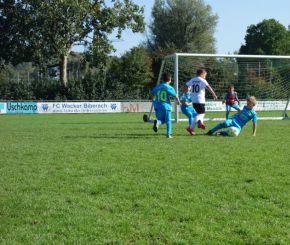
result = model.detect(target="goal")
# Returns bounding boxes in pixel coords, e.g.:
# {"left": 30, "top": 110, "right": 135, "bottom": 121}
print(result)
{"left": 158, "top": 53, "right": 290, "bottom": 122}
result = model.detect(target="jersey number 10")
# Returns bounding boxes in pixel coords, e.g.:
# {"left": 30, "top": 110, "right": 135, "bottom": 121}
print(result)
{"left": 192, "top": 84, "right": 200, "bottom": 93}
{"left": 157, "top": 90, "right": 167, "bottom": 102}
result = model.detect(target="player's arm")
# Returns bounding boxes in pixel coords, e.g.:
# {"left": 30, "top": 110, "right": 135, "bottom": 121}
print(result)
{"left": 252, "top": 122, "right": 257, "bottom": 136}
{"left": 168, "top": 87, "right": 181, "bottom": 105}
{"left": 180, "top": 95, "right": 192, "bottom": 106}
{"left": 150, "top": 92, "right": 156, "bottom": 102}
{"left": 252, "top": 113, "right": 257, "bottom": 136}
{"left": 207, "top": 84, "right": 218, "bottom": 100}
{"left": 180, "top": 99, "right": 190, "bottom": 106}
{"left": 150, "top": 88, "right": 157, "bottom": 105}
{"left": 222, "top": 93, "right": 227, "bottom": 104}
{"left": 179, "top": 94, "right": 185, "bottom": 103}
{"left": 175, "top": 95, "right": 181, "bottom": 105}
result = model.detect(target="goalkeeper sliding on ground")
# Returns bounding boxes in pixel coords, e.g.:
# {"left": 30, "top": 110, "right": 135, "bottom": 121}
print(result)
{"left": 206, "top": 96, "right": 257, "bottom": 137}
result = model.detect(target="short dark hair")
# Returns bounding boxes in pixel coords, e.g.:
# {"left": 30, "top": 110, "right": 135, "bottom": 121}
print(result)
{"left": 196, "top": 69, "right": 206, "bottom": 76}
{"left": 162, "top": 72, "right": 171, "bottom": 82}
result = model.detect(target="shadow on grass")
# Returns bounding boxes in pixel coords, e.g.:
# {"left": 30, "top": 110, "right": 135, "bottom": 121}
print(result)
{"left": 64, "top": 134, "right": 162, "bottom": 139}
{"left": 63, "top": 133, "right": 207, "bottom": 139}
{"left": 58, "top": 121, "right": 143, "bottom": 125}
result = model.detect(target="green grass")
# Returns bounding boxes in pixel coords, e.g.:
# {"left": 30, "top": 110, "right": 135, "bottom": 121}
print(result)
{"left": 1, "top": 113, "right": 290, "bottom": 244}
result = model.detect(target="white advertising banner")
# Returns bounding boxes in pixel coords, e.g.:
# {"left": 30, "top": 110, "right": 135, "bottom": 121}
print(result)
{"left": 1, "top": 100, "right": 287, "bottom": 114}
{"left": 205, "top": 101, "right": 289, "bottom": 111}
{"left": 205, "top": 101, "right": 224, "bottom": 111}
{"left": 255, "top": 101, "right": 289, "bottom": 111}
{"left": 121, "top": 101, "right": 289, "bottom": 112}
{"left": 38, "top": 102, "right": 121, "bottom": 114}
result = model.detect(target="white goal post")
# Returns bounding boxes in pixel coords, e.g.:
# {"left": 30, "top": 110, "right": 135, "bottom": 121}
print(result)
{"left": 160, "top": 53, "right": 290, "bottom": 123}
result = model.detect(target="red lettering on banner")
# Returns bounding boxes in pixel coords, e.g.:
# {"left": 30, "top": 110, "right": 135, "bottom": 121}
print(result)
{"left": 123, "top": 104, "right": 139, "bottom": 112}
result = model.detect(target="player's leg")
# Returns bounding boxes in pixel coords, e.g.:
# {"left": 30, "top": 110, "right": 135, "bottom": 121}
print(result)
{"left": 186, "top": 108, "right": 198, "bottom": 136}
{"left": 188, "top": 113, "right": 193, "bottom": 127}
{"left": 218, "top": 126, "right": 241, "bottom": 136}
{"left": 186, "top": 104, "right": 196, "bottom": 132}
{"left": 206, "top": 119, "right": 233, "bottom": 135}
{"left": 226, "top": 104, "right": 231, "bottom": 119}
{"left": 197, "top": 114, "right": 206, "bottom": 129}
{"left": 181, "top": 108, "right": 191, "bottom": 127}
{"left": 180, "top": 106, "right": 195, "bottom": 136}
{"left": 193, "top": 103, "right": 206, "bottom": 130}
{"left": 187, "top": 115, "right": 195, "bottom": 136}
{"left": 232, "top": 103, "right": 241, "bottom": 112}
{"left": 153, "top": 109, "right": 163, "bottom": 132}
{"left": 186, "top": 116, "right": 198, "bottom": 135}
{"left": 185, "top": 112, "right": 195, "bottom": 135}
{"left": 165, "top": 110, "right": 172, "bottom": 138}
{"left": 181, "top": 107, "right": 194, "bottom": 135}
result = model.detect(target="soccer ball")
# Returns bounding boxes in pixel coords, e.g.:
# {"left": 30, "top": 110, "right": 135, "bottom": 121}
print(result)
{"left": 226, "top": 126, "right": 240, "bottom": 137}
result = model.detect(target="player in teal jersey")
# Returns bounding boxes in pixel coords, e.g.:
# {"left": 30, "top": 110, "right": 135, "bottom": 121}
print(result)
{"left": 206, "top": 96, "right": 257, "bottom": 136}
{"left": 151, "top": 73, "right": 181, "bottom": 138}
{"left": 179, "top": 86, "right": 198, "bottom": 135}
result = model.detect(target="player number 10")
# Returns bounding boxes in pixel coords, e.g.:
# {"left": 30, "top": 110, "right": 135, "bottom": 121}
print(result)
{"left": 157, "top": 90, "right": 167, "bottom": 102}
{"left": 192, "top": 84, "right": 200, "bottom": 93}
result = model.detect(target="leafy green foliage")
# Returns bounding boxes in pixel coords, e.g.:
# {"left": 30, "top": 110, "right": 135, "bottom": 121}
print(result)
{"left": 147, "top": 0, "right": 218, "bottom": 83}
{"left": 240, "top": 19, "right": 290, "bottom": 55}
{"left": 149, "top": 0, "right": 218, "bottom": 55}
{"left": 0, "top": 0, "right": 145, "bottom": 84}
{"left": 0, "top": 113, "right": 290, "bottom": 243}
{"left": 0, "top": 48, "right": 153, "bottom": 100}
{"left": 105, "top": 47, "right": 153, "bottom": 99}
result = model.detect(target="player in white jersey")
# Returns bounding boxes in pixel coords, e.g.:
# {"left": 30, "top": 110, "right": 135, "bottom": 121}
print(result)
{"left": 185, "top": 69, "right": 218, "bottom": 134}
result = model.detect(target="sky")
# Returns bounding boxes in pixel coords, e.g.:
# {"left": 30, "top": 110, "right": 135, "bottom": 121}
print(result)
{"left": 108, "top": 0, "right": 290, "bottom": 56}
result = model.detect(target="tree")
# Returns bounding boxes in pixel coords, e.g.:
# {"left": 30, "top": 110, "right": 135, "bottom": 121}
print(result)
{"left": 238, "top": 20, "right": 290, "bottom": 100}
{"left": 148, "top": 0, "right": 218, "bottom": 55}
{"left": 239, "top": 19, "right": 290, "bottom": 55}
{"left": 105, "top": 47, "right": 153, "bottom": 99}
{"left": 120, "top": 47, "right": 153, "bottom": 98}
{"left": 0, "top": 0, "right": 145, "bottom": 86}
{"left": 147, "top": 0, "right": 218, "bottom": 82}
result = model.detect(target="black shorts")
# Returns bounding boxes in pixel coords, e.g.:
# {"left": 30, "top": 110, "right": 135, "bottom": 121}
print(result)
{"left": 193, "top": 103, "right": 205, "bottom": 114}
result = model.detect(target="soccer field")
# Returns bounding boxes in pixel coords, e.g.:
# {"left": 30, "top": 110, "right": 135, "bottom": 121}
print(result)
{"left": 1, "top": 113, "right": 290, "bottom": 243}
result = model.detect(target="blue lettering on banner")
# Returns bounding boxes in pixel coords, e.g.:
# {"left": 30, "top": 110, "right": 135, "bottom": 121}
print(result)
{"left": 42, "top": 104, "right": 49, "bottom": 111}
{"left": 62, "top": 103, "right": 82, "bottom": 109}
{"left": 37, "top": 102, "right": 121, "bottom": 113}
{"left": 83, "top": 103, "right": 108, "bottom": 109}
{"left": 7, "top": 102, "right": 38, "bottom": 114}
{"left": 111, "top": 103, "right": 117, "bottom": 110}
{"left": 53, "top": 103, "right": 60, "bottom": 109}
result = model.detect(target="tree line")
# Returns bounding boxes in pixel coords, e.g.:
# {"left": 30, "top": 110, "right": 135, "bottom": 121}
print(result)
{"left": 1, "top": 0, "right": 289, "bottom": 101}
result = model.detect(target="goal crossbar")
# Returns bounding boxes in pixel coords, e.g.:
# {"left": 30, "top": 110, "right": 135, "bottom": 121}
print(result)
{"left": 166, "top": 53, "right": 290, "bottom": 59}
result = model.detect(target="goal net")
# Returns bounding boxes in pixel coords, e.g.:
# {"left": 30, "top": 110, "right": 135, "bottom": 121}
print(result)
{"left": 158, "top": 53, "right": 290, "bottom": 122}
